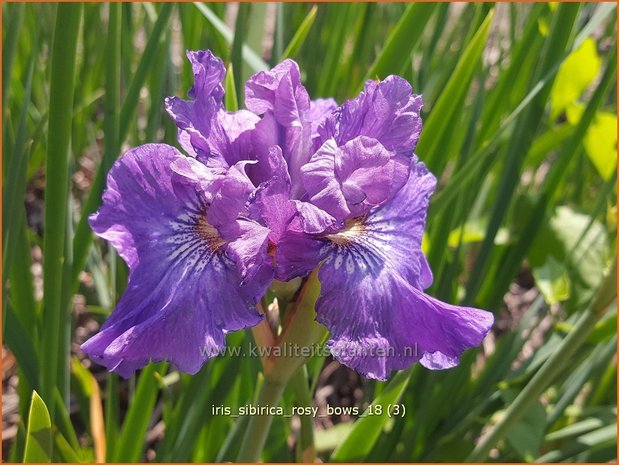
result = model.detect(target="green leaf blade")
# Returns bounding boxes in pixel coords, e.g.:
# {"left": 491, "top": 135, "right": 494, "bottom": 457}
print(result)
{"left": 24, "top": 391, "right": 52, "bottom": 463}
{"left": 331, "top": 369, "right": 411, "bottom": 462}
{"left": 40, "top": 2, "right": 82, "bottom": 416}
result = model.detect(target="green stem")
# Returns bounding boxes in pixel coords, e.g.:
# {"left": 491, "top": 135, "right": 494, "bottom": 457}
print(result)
{"left": 41, "top": 2, "right": 82, "bottom": 418}
{"left": 236, "top": 377, "right": 286, "bottom": 462}
{"left": 2, "top": 2, "right": 25, "bottom": 119}
{"left": 238, "top": 271, "right": 326, "bottom": 461}
{"left": 291, "top": 366, "right": 316, "bottom": 463}
{"left": 466, "top": 260, "right": 616, "bottom": 462}
{"left": 231, "top": 2, "right": 251, "bottom": 102}
{"left": 105, "top": 374, "right": 119, "bottom": 458}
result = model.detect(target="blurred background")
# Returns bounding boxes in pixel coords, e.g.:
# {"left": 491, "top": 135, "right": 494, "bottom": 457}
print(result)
{"left": 2, "top": 2, "right": 617, "bottom": 462}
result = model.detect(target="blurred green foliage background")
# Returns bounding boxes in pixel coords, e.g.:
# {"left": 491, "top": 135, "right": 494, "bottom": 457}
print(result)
{"left": 2, "top": 2, "right": 617, "bottom": 462}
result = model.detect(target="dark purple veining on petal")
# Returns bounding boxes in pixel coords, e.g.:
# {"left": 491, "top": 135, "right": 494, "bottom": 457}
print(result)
{"left": 82, "top": 144, "right": 270, "bottom": 377}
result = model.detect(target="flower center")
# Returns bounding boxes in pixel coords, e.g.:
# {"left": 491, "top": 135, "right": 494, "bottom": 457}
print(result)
{"left": 325, "top": 217, "right": 366, "bottom": 246}
{"left": 195, "top": 215, "right": 227, "bottom": 252}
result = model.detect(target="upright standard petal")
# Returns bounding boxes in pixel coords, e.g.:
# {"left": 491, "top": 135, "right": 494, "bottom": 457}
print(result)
{"left": 317, "top": 76, "right": 423, "bottom": 157}
{"left": 203, "top": 110, "right": 260, "bottom": 168}
{"left": 165, "top": 50, "right": 259, "bottom": 168}
{"left": 248, "top": 148, "right": 298, "bottom": 244}
{"left": 245, "top": 59, "right": 310, "bottom": 125}
{"left": 245, "top": 60, "right": 318, "bottom": 198}
{"left": 300, "top": 139, "right": 350, "bottom": 222}
{"left": 82, "top": 144, "right": 268, "bottom": 376}
{"left": 165, "top": 50, "right": 226, "bottom": 157}
{"left": 306, "top": 97, "right": 338, "bottom": 140}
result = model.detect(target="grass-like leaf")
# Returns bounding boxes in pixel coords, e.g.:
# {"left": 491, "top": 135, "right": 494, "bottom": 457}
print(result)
{"left": 193, "top": 2, "right": 269, "bottom": 73}
{"left": 24, "top": 391, "right": 52, "bottom": 463}
{"left": 361, "top": 3, "right": 436, "bottom": 86}
{"left": 331, "top": 369, "right": 411, "bottom": 461}
{"left": 281, "top": 5, "right": 318, "bottom": 60}
{"left": 40, "top": 3, "right": 82, "bottom": 416}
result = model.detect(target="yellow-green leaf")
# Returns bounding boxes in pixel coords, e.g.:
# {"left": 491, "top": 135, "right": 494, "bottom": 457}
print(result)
{"left": 537, "top": 18, "right": 550, "bottom": 37}
{"left": 224, "top": 63, "right": 239, "bottom": 112}
{"left": 447, "top": 220, "right": 510, "bottom": 248}
{"left": 567, "top": 105, "right": 617, "bottom": 180}
{"left": 551, "top": 38, "right": 601, "bottom": 119}
{"left": 532, "top": 255, "right": 571, "bottom": 305}
{"left": 421, "top": 232, "right": 430, "bottom": 255}
{"left": 24, "top": 391, "right": 52, "bottom": 463}
{"left": 583, "top": 111, "right": 617, "bottom": 180}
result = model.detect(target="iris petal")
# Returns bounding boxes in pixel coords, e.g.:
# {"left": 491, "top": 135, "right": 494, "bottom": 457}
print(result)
{"left": 317, "top": 264, "right": 493, "bottom": 380}
{"left": 165, "top": 50, "right": 259, "bottom": 169}
{"left": 317, "top": 75, "right": 423, "bottom": 157}
{"left": 245, "top": 60, "right": 332, "bottom": 198}
{"left": 301, "top": 136, "right": 410, "bottom": 224}
{"left": 165, "top": 50, "right": 226, "bottom": 158}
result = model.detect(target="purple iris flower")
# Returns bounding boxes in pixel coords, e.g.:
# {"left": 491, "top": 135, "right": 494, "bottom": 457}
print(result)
{"left": 252, "top": 65, "right": 493, "bottom": 380}
{"left": 82, "top": 50, "right": 493, "bottom": 380}
{"left": 81, "top": 52, "right": 273, "bottom": 377}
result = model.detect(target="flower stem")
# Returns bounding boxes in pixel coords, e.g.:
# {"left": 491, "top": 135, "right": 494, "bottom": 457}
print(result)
{"left": 236, "top": 376, "right": 286, "bottom": 462}
{"left": 291, "top": 366, "right": 316, "bottom": 463}
{"left": 238, "top": 270, "right": 326, "bottom": 462}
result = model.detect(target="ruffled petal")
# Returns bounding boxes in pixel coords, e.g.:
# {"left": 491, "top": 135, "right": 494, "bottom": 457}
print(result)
{"left": 169, "top": 152, "right": 225, "bottom": 193}
{"left": 366, "top": 157, "right": 436, "bottom": 289}
{"left": 186, "top": 50, "right": 226, "bottom": 102}
{"left": 336, "top": 136, "right": 410, "bottom": 215}
{"left": 165, "top": 50, "right": 259, "bottom": 168}
{"left": 165, "top": 50, "right": 225, "bottom": 157}
{"left": 200, "top": 110, "right": 260, "bottom": 168}
{"left": 248, "top": 148, "right": 297, "bottom": 244}
{"left": 220, "top": 219, "right": 272, "bottom": 291}
{"left": 293, "top": 201, "right": 340, "bottom": 235}
{"left": 81, "top": 250, "right": 263, "bottom": 377}
{"left": 245, "top": 59, "right": 310, "bottom": 124}
{"left": 317, "top": 76, "right": 423, "bottom": 157}
{"left": 280, "top": 157, "right": 489, "bottom": 380}
{"left": 316, "top": 263, "right": 493, "bottom": 380}
{"left": 245, "top": 60, "right": 313, "bottom": 197}
{"left": 207, "top": 161, "right": 256, "bottom": 227}
{"left": 88, "top": 144, "right": 204, "bottom": 270}
{"left": 274, "top": 218, "right": 325, "bottom": 281}
{"left": 83, "top": 144, "right": 266, "bottom": 376}
{"left": 301, "top": 136, "right": 410, "bottom": 222}
{"left": 300, "top": 139, "right": 350, "bottom": 221}
{"left": 307, "top": 98, "right": 337, "bottom": 139}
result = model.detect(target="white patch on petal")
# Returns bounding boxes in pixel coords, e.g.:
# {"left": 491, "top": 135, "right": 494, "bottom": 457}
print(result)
{"left": 345, "top": 255, "right": 355, "bottom": 274}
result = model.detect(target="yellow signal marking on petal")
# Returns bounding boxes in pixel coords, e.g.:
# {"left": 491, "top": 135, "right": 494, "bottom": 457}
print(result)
{"left": 325, "top": 217, "right": 366, "bottom": 246}
{"left": 195, "top": 215, "right": 227, "bottom": 252}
